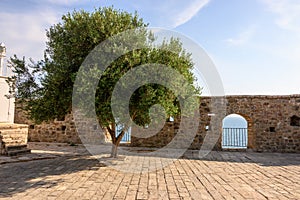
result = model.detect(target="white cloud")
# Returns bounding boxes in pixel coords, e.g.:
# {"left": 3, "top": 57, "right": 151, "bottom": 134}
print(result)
{"left": 225, "top": 26, "right": 256, "bottom": 46}
{"left": 262, "top": 0, "right": 300, "bottom": 32}
{"left": 172, "top": 0, "right": 210, "bottom": 28}
{"left": 0, "top": 10, "right": 60, "bottom": 61}
{"left": 33, "top": 0, "right": 83, "bottom": 6}
{"left": 140, "top": 0, "right": 210, "bottom": 28}
{"left": 0, "top": 0, "right": 211, "bottom": 62}
{"left": 259, "top": 0, "right": 300, "bottom": 64}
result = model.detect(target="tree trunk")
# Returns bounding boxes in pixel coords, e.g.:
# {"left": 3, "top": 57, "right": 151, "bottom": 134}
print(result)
{"left": 107, "top": 124, "right": 126, "bottom": 158}
{"left": 111, "top": 143, "right": 118, "bottom": 158}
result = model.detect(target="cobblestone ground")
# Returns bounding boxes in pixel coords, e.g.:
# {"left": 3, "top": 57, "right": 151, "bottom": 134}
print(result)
{"left": 0, "top": 144, "right": 299, "bottom": 199}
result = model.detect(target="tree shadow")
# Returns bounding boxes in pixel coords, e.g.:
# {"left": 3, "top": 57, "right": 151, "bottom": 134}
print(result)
{"left": 182, "top": 150, "right": 300, "bottom": 167}
{"left": 0, "top": 155, "right": 104, "bottom": 198}
{"left": 96, "top": 146, "right": 300, "bottom": 167}
{"left": 0, "top": 148, "right": 299, "bottom": 198}
{"left": 116, "top": 146, "right": 300, "bottom": 167}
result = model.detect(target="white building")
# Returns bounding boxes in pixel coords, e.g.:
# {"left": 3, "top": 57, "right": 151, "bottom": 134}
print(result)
{"left": 0, "top": 42, "right": 15, "bottom": 123}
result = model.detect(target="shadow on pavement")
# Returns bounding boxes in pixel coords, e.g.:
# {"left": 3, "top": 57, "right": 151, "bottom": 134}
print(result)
{"left": 182, "top": 150, "right": 300, "bottom": 167}
{"left": 0, "top": 145, "right": 299, "bottom": 198}
{"left": 0, "top": 155, "right": 103, "bottom": 198}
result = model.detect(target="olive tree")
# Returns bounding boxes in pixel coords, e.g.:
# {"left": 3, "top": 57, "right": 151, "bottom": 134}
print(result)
{"left": 8, "top": 7, "right": 200, "bottom": 157}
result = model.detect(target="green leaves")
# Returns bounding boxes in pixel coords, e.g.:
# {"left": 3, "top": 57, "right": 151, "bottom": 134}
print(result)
{"left": 9, "top": 6, "right": 201, "bottom": 132}
{"left": 37, "top": 7, "right": 147, "bottom": 123}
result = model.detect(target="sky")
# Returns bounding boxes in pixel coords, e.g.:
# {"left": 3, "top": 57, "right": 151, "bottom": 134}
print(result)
{"left": 0, "top": 0, "right": 299, "bottom": 95}
{"left": 223, "top": 114, "right": 247, "bottom": 128}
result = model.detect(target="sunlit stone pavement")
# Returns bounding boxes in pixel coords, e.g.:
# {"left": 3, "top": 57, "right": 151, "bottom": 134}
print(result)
{"left": 0, "top": 142, "right": 299, "bottom": 199}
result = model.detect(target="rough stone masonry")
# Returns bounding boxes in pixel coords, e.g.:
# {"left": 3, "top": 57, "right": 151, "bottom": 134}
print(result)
{"left": 15, "top": 95, "right": 300, "bottom": 153}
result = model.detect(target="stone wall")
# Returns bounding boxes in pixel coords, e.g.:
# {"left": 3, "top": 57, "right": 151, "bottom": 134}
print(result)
{"left": 0, "top": 123, "right": 28, "bottom": 153}
{"left": 14, "top": 108, "right": 109, "bottom": 144}
{"left": 14, "top": 109, "right": 81, "bottom": 144}
{"left": 226, "top": 95, "right": 300, "bottom": 152}
{"left": 15, "top": 95, "right": 300, "bottom": 152}
{"left": 131, "top": 95, "right": 300, "bottom": 153}
{"left": 131, "top": 121, "right": 179, "bottom": 148}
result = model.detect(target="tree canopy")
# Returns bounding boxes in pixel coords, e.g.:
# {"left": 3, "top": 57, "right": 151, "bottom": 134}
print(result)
{"left": 8, "top": 7, "right": 200, "bottom": 157}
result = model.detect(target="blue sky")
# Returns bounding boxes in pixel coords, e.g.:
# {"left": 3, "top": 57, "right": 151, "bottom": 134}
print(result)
{"left": 223, "top": 114, "right": 247, "bottom": 128}
{"left": 0, "top": 0, "right": 299, "bottom": 95}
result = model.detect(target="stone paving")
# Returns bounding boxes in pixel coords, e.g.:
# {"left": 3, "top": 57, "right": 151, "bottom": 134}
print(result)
{"left": 0, "top": 143, "right": 299, "bottom": 199}
{"left": 0, "top": 142, "right": 88, "bottom": 164}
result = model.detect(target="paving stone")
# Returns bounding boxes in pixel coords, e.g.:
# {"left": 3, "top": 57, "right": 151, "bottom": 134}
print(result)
{"left": 0, "top": 143, "right": 299, "bottom": 199}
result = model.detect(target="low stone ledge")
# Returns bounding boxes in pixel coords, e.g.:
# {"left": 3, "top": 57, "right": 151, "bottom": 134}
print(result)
{"left": 0, "top": 123, "right": 28, "bottom": 129}
{"left": 0, "top": 123, "right": 29, "bottom": 148}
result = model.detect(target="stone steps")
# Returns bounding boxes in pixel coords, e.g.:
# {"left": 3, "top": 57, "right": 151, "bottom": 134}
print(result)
{"left": 6, "top": 145, "right": 31, "bottom": 156}
{"left": 2, "top": 138, "right": 24, "bottom": 144}
{"left": 1, "top": 144, "right": 31, "bottom": 156}
{"left": 6, "top": 144, "right": 28, "bottom": 150}
{"left": 0, "top": 123, "right": 30, "bottom": 156}
{"left": 1, "top": 134, "right": 26, "bottom": 141}
{"left": 3, "top": 144, "right": 31, "bottom": 156}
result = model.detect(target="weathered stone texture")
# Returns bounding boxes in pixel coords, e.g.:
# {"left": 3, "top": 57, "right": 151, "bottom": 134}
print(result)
{"left": 131, "top": 95, "right": 300, "bottom": 153}
{"left": 0, "top": 123, "right": 28, "bottom": 144}
{"left": 0, "top": 123, "right": 29, "bottom": 154}
{"left": 15, "top": 95, "right": 300, "bottom": 152}
{"left": 14, "top": 108, "right": 110, "bottom": 145}
{"left": 14, "top": 110, "right": 81, "bottom": 144}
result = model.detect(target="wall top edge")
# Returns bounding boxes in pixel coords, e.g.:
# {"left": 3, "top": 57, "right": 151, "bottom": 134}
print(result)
{"left": 201, "top": 94, "right": 300, "bottom": 99}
